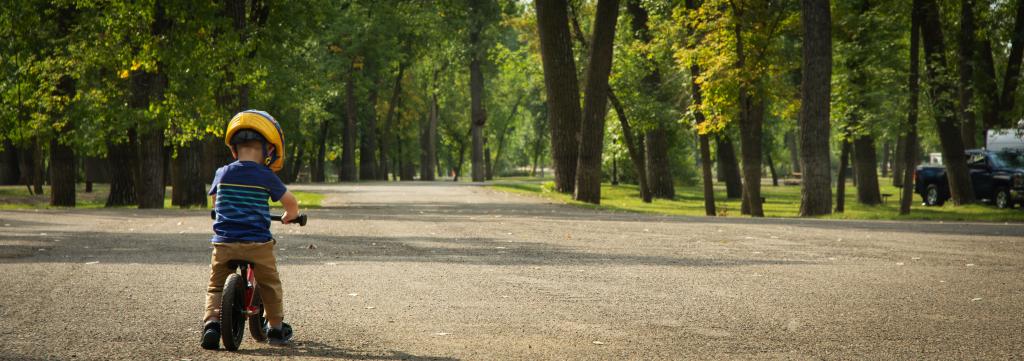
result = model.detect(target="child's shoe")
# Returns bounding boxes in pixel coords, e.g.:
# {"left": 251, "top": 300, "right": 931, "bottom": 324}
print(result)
{"left": 200, "top": 321, "right": 221, "bottom": 350}
{"left": 267, "top": 322, "right": 293, "bottom": 346}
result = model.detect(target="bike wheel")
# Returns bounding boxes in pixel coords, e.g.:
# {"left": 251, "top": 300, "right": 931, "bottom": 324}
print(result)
{"left": 221, "top": 274, "right": 246, "bottom": 351}
{"left": 248, "top": 285, "right": 268, "bottom": 342}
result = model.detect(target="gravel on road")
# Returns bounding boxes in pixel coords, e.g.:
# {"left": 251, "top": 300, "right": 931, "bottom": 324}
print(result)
{"left": 0, "top": 182, "right": 1022, "bottom": 360}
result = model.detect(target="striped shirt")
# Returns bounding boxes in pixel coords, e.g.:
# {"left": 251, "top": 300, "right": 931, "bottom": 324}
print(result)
{"left": 208, "top": 161, "right": 287, "bottom": 243}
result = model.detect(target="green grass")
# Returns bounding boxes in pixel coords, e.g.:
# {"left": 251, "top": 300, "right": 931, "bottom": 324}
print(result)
{"left": 0, "top": 184, "right": 323, "bottom": 210}
{"left": 491, "top": 178, "right": 1024, "bottom": 223}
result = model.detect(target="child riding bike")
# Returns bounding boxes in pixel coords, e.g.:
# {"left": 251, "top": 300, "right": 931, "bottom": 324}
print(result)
{"left": 201, "top": 110, "right": 301, "bottom": 349}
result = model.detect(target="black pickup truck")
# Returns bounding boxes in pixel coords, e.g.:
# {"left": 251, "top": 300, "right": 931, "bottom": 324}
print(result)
{"left": 915, "top": 150, "right": 1024, "bottom": 208}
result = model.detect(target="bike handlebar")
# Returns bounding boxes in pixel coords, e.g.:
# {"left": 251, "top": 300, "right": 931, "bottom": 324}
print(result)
{"left": 210, "top": 210, "right": 308, "bottom": 226}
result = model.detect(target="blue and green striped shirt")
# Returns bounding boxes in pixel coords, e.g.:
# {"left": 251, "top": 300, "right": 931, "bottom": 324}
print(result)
{"left": 209, "top": 161, "right": 287, "bottom": 243}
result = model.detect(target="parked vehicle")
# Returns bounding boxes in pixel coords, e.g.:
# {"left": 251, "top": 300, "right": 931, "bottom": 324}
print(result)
{"left": 914, "top": 150, "right": 1024, "bottom": 208}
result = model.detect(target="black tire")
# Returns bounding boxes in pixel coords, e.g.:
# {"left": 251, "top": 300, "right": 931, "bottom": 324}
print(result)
{"left": 994, "top": 187, "right": 1012, "bottom": 209}
{"left": 221, "top": 274, "right": 246, "bottom": 351}
{"left": 925, "top": 184, "right": 945, "bottom": 206}
{"left": 248, "top": 286, "right": 268, "bottom": 342}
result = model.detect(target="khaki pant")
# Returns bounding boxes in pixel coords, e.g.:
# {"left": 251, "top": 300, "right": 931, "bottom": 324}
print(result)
{"left": 204, "top": 241, "right": 285, "bottom": 322}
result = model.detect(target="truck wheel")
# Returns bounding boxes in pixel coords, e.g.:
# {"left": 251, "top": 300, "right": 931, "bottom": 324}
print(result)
{"left": 925, "top": 184, "right": 945, "bottom": 206}
{"left": 995, "top": 188, "right": 1012, "bottom": 209}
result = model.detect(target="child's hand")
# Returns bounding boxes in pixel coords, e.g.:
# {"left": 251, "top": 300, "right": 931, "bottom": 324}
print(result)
{"left": 281, "top": 211, "right": 299, "bottom": 224}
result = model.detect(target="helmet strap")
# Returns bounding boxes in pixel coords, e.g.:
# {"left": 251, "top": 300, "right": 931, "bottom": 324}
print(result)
{"left": 262, "top": 142, "right": 271, "bottom": 166}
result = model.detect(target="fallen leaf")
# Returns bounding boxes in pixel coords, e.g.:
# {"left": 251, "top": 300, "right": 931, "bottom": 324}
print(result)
{"left": 971, "top": 297, "right": 982, "bottom": 302}
{"left": 307, "top": 244, "right": 317, "bottom": 250}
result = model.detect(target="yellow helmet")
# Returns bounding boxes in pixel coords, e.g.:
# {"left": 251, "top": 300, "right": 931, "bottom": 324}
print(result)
{"left": 224, "top": 110, "right": 285, "bottom": 172}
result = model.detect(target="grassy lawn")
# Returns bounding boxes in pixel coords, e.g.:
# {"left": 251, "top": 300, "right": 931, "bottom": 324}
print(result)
{"left": 0, "top": 183, "right": 324, "bottom": 210}
{"left": 491, "top": 178, "right": 1024, "bottom": 223}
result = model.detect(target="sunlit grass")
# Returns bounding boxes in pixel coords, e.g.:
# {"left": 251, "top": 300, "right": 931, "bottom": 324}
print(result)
{"left": 491, "top": 177, "right": 1024, "bottom": 223}
{"left": 0, "top": 184, "right": 323, "bottom": 210}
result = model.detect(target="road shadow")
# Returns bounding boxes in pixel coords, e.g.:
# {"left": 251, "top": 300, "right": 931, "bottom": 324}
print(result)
{"left": 0, "top": 230, "right": 806, "bottom": 268}
{"left": 234, "top": 340, "right": 458, "bottom": 360}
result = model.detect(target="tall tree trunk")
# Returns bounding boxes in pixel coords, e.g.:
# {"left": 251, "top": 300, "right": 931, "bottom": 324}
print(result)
{"left": 48, "top": 6, "right": 77, "bottom": 207}
{"left": 901, "top": 5, "right": 922, "bottom": 215}
{"left": 136, "top": 127, "right": 165, "bottom": 209}
{"left": 421, "top": 92, "right": 438, "bottom": 181}
{"left": 766, "top": 151, "right": 779, "bottom": 187}
{"left": 285, "top": 144, "right": 304, "bottom": 184}
{"left": 17, "top": 142, "right": 40, "bottom": 195}
{"left": 106, "top": 129, "right": 137, "bottom": 207}
{"left": 717, "top": 135, "right": 743, "bottom": 199}
{"left": 360, "top": 87, "right": 379, "bottom": 180}
{"left": 799, "top": 0, "right": 833, "bottom": 216}
{"left": 853, "top": 135, "right": 881, "bottom": 204}
{"left": 49, "top": 84, "right": 76, "bottom": 206}
{"left": 484, "top": 147, "right": 493, "bottom": 180}
{"left": 49, "top": 137, "right": 76, "bottom": 207}
{"left": 836, "top": 139, "right": 851, "bottom": 213}
{"left": 892, "top": 135, "right": 905, "bottom": 187}
{"left": 340, "top": 71, "right": 357, "bottom": 182}
{"left": 784, "top": 130, "right": 800, "bottom": 176}
{"left": 919, "top": 0, "right": 975, "bottom": 205}
{"left": 0, "top": 140, "right": 19, "bottom": 185}
{"left": 535, "top": 0, "right": 582, "bottom": 193}
{"left": 881, "top": 141, "right": 890, "bottom": 178}
{"left": 978, "top": 39, "right": 1000, "bottom": 132}
{"left": 687, "top": 0, "right": 715, "bottom": 214}
{"left": 645, "top": 129, "right": 675, "bottom": 199}
{"left": 609, "top": 92, "right": 652, "bottom": 202}
{"left": 628, "top": 0, "right": 674, "bottom": 200}
{"left": 470, "top": 55, "right": 486, "bottom": 182}
{"left": 380, "top": 65, "right": 406, "bottom": 181}
{"left": 312, "top": 119, "right": 327, "bottom": 182}
{"left": 959, "top": 0, "right": 977, "bottom": 148}
{"left": 175, "top": 140, "right": 207, "bottom": 208}
{"left": 734, "top": 20, "right": 764, "bottom": 217}
{"left": 132, "top": 0, "right": 169, "bottom": 209}
{"left": 573, "top": 0, "right": 619, "bottom": 204}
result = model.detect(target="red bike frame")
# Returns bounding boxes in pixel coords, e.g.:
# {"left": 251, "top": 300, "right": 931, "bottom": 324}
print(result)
{"left": 242, "top": 264, "right": 260, "bottom": 317}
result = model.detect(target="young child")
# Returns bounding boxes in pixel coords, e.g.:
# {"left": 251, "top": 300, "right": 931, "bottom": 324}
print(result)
{"left": 201, "top": 110, "right": 300, "bottom": 349}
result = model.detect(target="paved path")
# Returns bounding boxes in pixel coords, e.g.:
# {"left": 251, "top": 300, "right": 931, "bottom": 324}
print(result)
{"left": 1, "top": 183, "right": 1022, "bottom": 360}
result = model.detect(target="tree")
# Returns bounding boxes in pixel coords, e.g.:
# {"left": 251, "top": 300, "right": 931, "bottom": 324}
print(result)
{"left": 685, "top": 0, "right": 715, "bottom": 215}
{"left": 626, "top": 1, "right": 674, "bottom": 199}
{"left": 340, "top": 69, "right": 357, "bottom": 182}
{"left": 900, "top": 0, "right": 921, "bottom": 215}
{"left": 919, "top": 0, "right": 975, "bottom": 205}
{"left": 535, "top": 0, "right": 583, "bottom": 193}
{"left": 958, "top": 0, "right": 977, "bottom": 148}
{"left": 573, "top": 0, "right": 620, "bottom": 204}
{"left": 798, "top": 0, "right": 831, "bottom": 213}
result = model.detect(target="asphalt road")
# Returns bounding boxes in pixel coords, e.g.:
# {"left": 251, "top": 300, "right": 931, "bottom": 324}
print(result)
{"left": 1, "top": 183, "right": 1022, "bottom": 360}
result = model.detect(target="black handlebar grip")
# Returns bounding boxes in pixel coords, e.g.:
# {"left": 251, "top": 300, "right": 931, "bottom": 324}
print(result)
{"left": 270, "top": 214, "right": 307, "bottom": 226}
